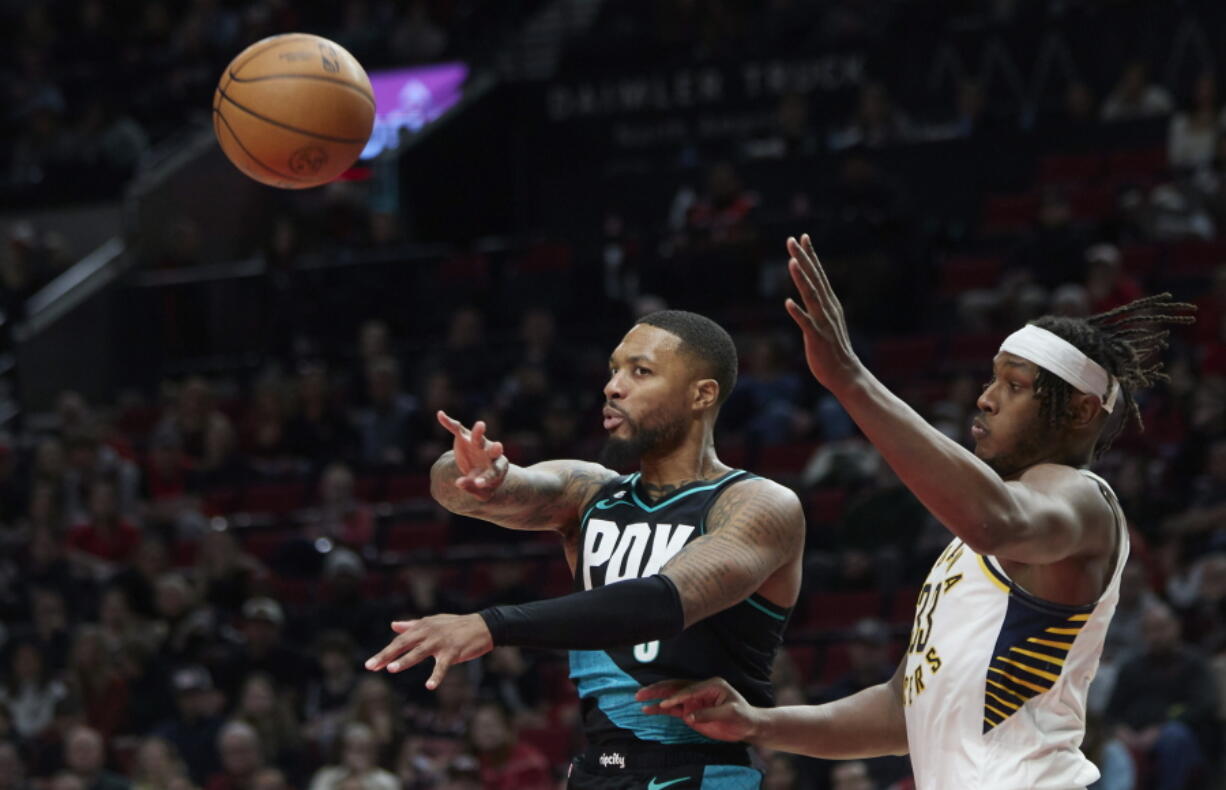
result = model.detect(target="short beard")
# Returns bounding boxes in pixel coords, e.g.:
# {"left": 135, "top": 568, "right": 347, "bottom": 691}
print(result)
{"left": 599, "top": 417, "right": 687, "bottom": 470}
{"left": 982, "top": 415, "right": 1064, "bottom": 478}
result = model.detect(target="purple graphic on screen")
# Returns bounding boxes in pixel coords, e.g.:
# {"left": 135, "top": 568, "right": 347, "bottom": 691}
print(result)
{"left": 361, "top": 62, "right": 469, "bottom": 159}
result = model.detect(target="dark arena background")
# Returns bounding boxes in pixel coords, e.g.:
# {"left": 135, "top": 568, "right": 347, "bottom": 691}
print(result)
{"left": 0, "top": 1, "right": 1224, "bottom": 789}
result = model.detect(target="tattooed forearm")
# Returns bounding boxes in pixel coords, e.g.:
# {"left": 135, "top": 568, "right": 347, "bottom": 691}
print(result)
{"left": 661, "top": 478, "right": 804, "bottom": 626}
{"left": 430, "top": 452, "right": 617, "bottom": 533}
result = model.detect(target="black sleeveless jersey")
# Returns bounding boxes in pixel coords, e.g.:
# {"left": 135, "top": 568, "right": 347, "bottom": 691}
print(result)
{"left": 569, "top": 469, "right": 793, "bottom": 747}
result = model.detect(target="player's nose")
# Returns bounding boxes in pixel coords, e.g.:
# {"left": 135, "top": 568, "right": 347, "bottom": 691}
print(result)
{"left": 603, "top": 372, "right": 626, "bottom": 402}
{"left": 976, "top": 387, "right": 996, "bottom": 414}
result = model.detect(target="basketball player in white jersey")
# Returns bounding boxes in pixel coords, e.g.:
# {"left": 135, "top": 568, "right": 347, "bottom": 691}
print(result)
{"left": 637, "top": 235, "right": 1195, "bottom": 790}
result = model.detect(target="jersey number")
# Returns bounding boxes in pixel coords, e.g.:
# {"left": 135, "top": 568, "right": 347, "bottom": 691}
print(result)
{"left": 633, "top": 640, "right": 659, "bottom": 662}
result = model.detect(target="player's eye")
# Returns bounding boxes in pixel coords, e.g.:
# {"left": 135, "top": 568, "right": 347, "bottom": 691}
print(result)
{"left": 635, "top": 367, "right": 651, "bottom": 376}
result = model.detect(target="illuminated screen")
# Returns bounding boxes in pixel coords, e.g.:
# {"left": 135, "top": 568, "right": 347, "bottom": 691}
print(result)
{"left": 360, "top": 62, "right": 469, "bottom": 159}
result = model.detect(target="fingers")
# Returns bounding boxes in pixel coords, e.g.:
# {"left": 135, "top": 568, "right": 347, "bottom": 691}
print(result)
{"left": 436, "top": 410, "right": 466, "bottom": 438}
{"left": 788, "top": 258, "right": 823, "bottom": 316}
{"left": 426, "top": 653, "right": 452, "bottom": 690}
{"left": 365, "top": 628, "right": 421, "bottom": 671}
{"left": 471, "top": 420, "right": 486, "bottom": 447}
{"left": 687, "top": 704, "right": 734, "bottom": 725}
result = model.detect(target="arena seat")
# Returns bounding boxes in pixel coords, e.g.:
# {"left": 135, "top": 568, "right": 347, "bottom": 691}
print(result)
{"left": 384, "top": 520, "right": 451, "bottom": 552}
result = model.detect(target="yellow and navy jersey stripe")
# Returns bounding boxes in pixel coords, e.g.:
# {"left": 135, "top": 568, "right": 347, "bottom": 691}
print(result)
{"left": 977, "top": 556, "right": 1094, "bottom": 733}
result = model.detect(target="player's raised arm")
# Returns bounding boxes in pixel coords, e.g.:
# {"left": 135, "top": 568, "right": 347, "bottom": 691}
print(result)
{"left": 430, "top": 410, "right": 617, "bottom": 534}
{"left": 636, "top": 655, "right": 909, "bottom": 759}
{"left": 782, "top": 234, "right": 1115, "bottom": 565}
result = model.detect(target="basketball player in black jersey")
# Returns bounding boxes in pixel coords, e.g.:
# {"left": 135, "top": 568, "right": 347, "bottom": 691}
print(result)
{"left": 365, "top": 310, "right": 804, "bottom": 789}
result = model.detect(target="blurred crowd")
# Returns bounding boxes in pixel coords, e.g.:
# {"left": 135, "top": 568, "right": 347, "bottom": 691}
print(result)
{"left": 0, "top": 2, "right": 1225, "bottom": 790}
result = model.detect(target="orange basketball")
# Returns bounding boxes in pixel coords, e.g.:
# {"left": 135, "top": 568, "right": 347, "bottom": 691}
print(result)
{"left": 212, "top": 33, "right": 375, "bottom": 189}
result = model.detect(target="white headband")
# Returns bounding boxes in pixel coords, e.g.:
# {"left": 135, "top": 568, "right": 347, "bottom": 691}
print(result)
{"left": 999, "top": 324, "right": 1119, "bottom": 413}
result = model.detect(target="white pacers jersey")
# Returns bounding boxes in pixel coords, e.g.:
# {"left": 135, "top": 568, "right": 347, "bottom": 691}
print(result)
{"left": 902, "top": 469, "right": 1129, "bottom": 790}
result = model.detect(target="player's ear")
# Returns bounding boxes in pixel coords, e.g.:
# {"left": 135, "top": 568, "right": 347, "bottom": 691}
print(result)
{"left": 693, "top": 379, "right": 720, "bottom": 411}
{"left": 1067, "top": 391, "right": 1100, "bottom": 429}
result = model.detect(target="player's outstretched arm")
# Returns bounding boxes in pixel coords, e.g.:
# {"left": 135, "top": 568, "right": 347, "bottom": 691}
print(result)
{"left": 637, "top": 656, "right": 909, "bottom": 759}
{"left": 783, "top": 235, "right": 1111, "bottom": 565}
{"left": 430, "top": 411, "right": 617, "bottom": 534}
{"left": 365, "top": 477, "right": 803, "bottom": 689}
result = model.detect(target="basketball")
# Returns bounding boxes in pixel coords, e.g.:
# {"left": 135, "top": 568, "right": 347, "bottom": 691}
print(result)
{"left": 212, "top": 33, "right": 375, "bottom": 189}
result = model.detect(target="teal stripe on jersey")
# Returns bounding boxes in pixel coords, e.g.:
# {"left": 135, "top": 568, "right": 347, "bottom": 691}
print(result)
{"left": 629, "top": 471, "right": 748, "bottom": 513}
{"left": 569, "top": 650, "right": 718, "bottom": 745}
{"left": 744, "top": 597, "right": 787, "bottom": 621}
{"left": 700, "top": 765, "right": 762, "bottom": 789}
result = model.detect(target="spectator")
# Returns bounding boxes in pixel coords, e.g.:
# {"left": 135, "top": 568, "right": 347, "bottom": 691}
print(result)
{"left": 305, "top": 465, "right": 373, "bottom": 548}
{"left": 829, "top": 760, "right": 873, "bottom": 790}
{"left": 132, "top": 736, "right": 193, "bottom": 790}
{"left": 308, "top": 722, "right": 398, "bottom": 790}
{"left": 285, "top": 363, "right": 353, "bottom": 465}
{"left": 141, "top": 430, "right": 199, "bottom": 531}
{"left": 829, "top": 82, "right": 913, "bottom": 150}
{"left": 467, "top": 702, "right": 551, "bottom": 790}
{"left": 194, "top": 529, "right": 262, "bottom": 616}
{"left": 1084, "top": 244, "right": 1144, "bottom": 315}
{"left": 240, "top": 374, "right": 291, "bottom": 463}
{"left": 0, "top": 640, "right": 68, "bottom": 740}
{"left": 304, "top": 631, "right": 360, "bottom": 752}
{"left": 354, "top": 356, "right": 415, "bottom": 467}
{"left": 343, "top": 677, "right": 402, "bottom": 762}
{"left": 62, "top": 427, "right": 139, "bottom": 523}
{"left": 1085, "top": 713, "right": 1136, "bottom": 790}
{"left": 64, "top": 724, "right": 130, "bottom": 790}
{"left": 477, "top": 648, "right": 540, "bottom": 719}
{"left": 154, "top": 666, "right": 225, "bottom": 786}
{"left": 250, "top": 768, "right": 288, "bottom": 790}
{"left": 206, "top": 720, "right": 264, "bottom": 790}
{"left": 65, "top": 625, "right": 128, "bottom": 738}
{"left": 0, "top": 740, "right": 30, "bottom": 790}
{"left": 1102, "top": 61, "right": 1174, "bottom": 121}
{"left": 762, "top": 752, "right": 800, "bottom": 790}
{"left": 388, "top": 0, "right": 447, "bottom": 64}
{"left": 156, "top": 379, "right": 234, "bottom": 468}
{"left": 28, "top": 587, "right": 73, "bottom": 671}
{"left": 233, "top": 673, "right": 301, "bottom": 775}
{"left": 314, "top": 549, "right": 383, "bottom": 649}
{"left": 725, "top": 333, "right": 808, "bottom": 447}
{"left": 152, "top": 572, "right": 215, "bottom": 667}
{"left": 1168, "top": 73, "right": 1225, "bottom": 171}
{"left": 217, "top": 598, "right": 310, "bottom": 700}
{"left": 1107, "top": 602, "right": 1215, "bottom": 790}
{"left": 66, "top": 479, "right": 141, "bottom": 569}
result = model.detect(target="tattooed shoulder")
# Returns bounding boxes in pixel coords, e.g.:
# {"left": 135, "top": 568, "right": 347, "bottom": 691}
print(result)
{"left": 705, "top": 477, "right": 805, "bottom": 551}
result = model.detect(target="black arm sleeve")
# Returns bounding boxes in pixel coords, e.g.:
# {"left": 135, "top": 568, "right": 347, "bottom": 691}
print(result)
{"left": 478, "top": 575, "right": 685, "bottom": 650}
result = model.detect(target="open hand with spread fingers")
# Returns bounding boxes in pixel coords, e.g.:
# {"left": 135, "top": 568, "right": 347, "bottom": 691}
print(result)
{"left": 784, "top": 234, "right": 863, "bottom": 391}
{"left": 636, "top": 677, "right": 762, "bottom": 743}
{"left": 436, "top": 410, "right": 508, "bottom": 500}
{"left": 364, "top": 613, "right": 493, "bottom": 690}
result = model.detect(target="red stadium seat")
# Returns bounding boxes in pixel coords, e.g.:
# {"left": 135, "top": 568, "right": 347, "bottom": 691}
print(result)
{"left": 805, "top": 489, "right": 847, "bottom": 526}
{"left": 384, "top": 520, "right": 450, "bottom": 552}
{"left": 385, "top": 473, "right": 431, "bottom": 502}
{"left": 873, "top": 336, "right": 940, "bottom": 380}
{"left": 1120, "top": 244, "right": 1159, "bottom": 277}
{"left": 242, "top": 481, "right": 307, "bottom": 515}
{"left": 1168, "top": 239, "right": 1226, "bottom": 275}
{"left": 938, "top": 256, "right": 1003, "bottom": 296}
{"left": 1068, "top": 186, "right": 1115, "bottom": 221}
{"left": 757, "top": 442, "right": 818, "bottom": 476}
{"left": 802, "top": 590, "right": 884, "bottom": 630}
{"left": 1038, "top": 153, "right": 1104, "bottom": 186}
{"left": 1105, "top": 146, "right": 1167, "bottom": 186}
{"left": 353, "top": 474, "right": 383, "bottom": 502}
{"left": 982, "top": 193, "right": 1039, "bottom": 234}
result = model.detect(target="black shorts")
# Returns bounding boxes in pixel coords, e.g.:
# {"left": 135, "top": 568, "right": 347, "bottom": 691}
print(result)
{"left": 566, "top": 742, "right": 762, "bottom": 790}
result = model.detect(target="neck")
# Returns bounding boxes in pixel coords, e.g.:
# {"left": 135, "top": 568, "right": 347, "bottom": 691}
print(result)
{"left": 637, "top": 424, "right": 729, "bottom": 497}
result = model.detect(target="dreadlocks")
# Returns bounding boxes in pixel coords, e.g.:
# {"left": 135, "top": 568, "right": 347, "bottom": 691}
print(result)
{"left": 1028, "top": 293, "right": 1196, "bottom": 457}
